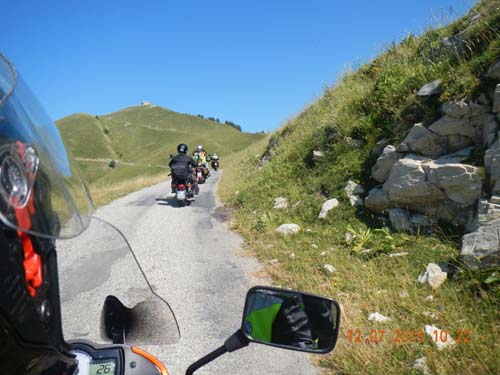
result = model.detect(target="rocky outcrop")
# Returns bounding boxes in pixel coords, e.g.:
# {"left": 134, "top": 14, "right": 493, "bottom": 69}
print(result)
{"left": 372, "top": 145, "right": 403, "bottom": 183}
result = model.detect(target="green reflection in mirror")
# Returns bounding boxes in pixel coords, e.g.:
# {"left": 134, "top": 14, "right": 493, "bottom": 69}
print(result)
{"left": 242, "top": 287, "right": 339, "bottom": 353}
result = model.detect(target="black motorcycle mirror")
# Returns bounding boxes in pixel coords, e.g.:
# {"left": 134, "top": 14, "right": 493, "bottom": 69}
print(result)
{"left": 186, "top": 286, "right": 340, "bottom": 375}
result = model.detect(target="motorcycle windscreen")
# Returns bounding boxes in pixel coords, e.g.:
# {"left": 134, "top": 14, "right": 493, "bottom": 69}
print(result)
{"left": 57, "top": 217, "right": 180, "bottom": 345}
{"left": 0, "top": 54, "right": 92, "bottom": 239}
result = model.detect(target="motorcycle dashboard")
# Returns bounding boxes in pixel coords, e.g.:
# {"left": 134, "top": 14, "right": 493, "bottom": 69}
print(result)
{"left": 71, "top": 343, "right": 121, "bottom": 375}
{"left": 70, "top": 341, "right": 162, "bottom": 375}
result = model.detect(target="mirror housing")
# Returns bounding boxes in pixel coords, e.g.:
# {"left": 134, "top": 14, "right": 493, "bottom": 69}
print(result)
{"left": 241, "top": 286, "right": 340, "bottom": 354}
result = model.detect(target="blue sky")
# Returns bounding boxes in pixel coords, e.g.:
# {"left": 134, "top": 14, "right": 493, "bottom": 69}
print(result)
{"left": 2, "top": 0, "right": 472, "bottom": 132}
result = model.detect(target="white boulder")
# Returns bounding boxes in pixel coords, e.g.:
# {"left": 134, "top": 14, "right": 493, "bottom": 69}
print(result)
{"left": 418, "top": 263, "right": 447, "bottom": 289}
{"left": 318, "top": 199, "right": 339, "bottom": 219}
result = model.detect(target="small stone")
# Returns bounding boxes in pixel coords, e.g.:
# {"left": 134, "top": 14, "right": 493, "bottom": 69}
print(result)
{"left": 273, "top": 196, "right": 289, "bottom": 209}
{"left": 305, "top": 229, "right": 312, "bottom": 232}
{"left": 345, "top": 232, "right": 354, "bottom": 244}
{"left": 423, "top": 311, "right": 438, "bottom": 319}
{"left": 313, "top": 150, "right": 325, "bottom": 160}
{"left": 349, "top": 195, "right": 364, "bottom": 207}
{"left": 399, "top": 290, "right": 409, "bottom": 298}
{"left": 320, "top": 251, "right": 327, "bottom": 256}
{"left": 408, "top": 357, "right": 431, "bottom": 375}
{"left": 269, "top": 259, "right": 279, "bottom": 264}
{"left": 368, "top": 312, "right": 391, "bottom": 323}
{"left": 290, "top": 253, "right": 295, "bottom": 258}
{"left": 276, "top": 223, "right": 301, "bottom": 235}
{"left": 425, "top": 295, "right": 434, "bottom": 301}
{"left": 318, "top": 198, "right": 340, "bottom": 219}
{"left": 345, "top": 180, "right": 364, "bottom": 196}
{"left": 324, "top": 264, "right": 336, "bottom": 273}
{"left": 388, "top": 252, "right": 409, "bottom": 257}
{"left": 417, "top": 79, "right": 442, "bottom": 96}
{"left": 418, "top": 263, "right": 447, "bottom": 289}
{"left": 311, "top": 244, "right": 318, "bottom": 249}
{"left": 425, "top": 325, "right": 455, "bottom": 350}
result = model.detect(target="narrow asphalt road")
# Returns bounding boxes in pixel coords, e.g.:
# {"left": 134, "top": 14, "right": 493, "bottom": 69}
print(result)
{"left": 62, "top": 171, "right": 317, "bottom": 375}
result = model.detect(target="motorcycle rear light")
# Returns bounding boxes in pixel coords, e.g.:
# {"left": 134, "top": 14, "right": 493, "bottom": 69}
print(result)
{"left": 178, "top": 184, "right": 185, "bottom": 191}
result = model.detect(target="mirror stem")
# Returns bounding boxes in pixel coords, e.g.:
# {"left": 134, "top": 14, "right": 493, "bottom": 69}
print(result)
{"left": 185, "top": 330, "right": 249, "bottom": 375}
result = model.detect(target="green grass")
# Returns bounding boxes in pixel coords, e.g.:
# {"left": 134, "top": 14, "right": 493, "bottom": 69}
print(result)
{"left": 220, "top": 1, "right": 500, "bottom": 373}
{"left": 57, "top": 104, "right": 265, "bottom": 206}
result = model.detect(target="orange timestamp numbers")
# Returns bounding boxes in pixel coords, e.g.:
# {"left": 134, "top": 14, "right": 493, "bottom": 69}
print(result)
{"left": 346, "top": 329, "right": 471, "bottom": 344}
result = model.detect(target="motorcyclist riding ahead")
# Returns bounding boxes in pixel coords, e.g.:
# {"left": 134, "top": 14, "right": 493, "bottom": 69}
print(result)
{"left": 193, "top": 144, "right": 208, "bottom": 168}
{"left": 169, "top": 143, "right": 199, "bottom": 195}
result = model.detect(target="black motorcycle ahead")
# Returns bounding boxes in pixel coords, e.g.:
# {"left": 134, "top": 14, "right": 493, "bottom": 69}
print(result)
{"left": 211, "top": 160, "right": 219, "bottom": 171}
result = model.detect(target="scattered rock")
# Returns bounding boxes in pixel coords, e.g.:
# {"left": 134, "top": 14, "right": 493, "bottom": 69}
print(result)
{"left": 318, "top": 199, "right": 339, "bottom": 219}
{"left": 320, "top": 251, "right": 327, "bottom": 256}
{"left": 408, "top": 357, "right": 431, "bottom": 375}
{"left": 345, "top": 180, "right": 364, "bottom": 196}
{"left": 418, "top": 263, "right": 447, "bottom": 289}
{"left": 381, "top": 156, "right": 482, "bottom": 224}
{"left": 461, "top": 219, "right": 500, "bottom": 269}
{"left": 324, "top": 264, "right": 336, "bottom": 273}
{"left": 313, "top": 150, "right": 325, "bottom": 160}
{"left": 478, "top": 92, "right": 490, "bottom": 106}
{"left": 368, "top": 312, "right": 391, "bottom": 323}
{"left": 371, "top": 138, "right": 389, "bottom": 158}
{"left": 483, "top": 114, "right": 498, "bottom": 146}
{"left": 485, "top": 144, "right": 500, "bottom": 191}
{"left": 487, "top": 60, "right": 500, "bottom": 81}
{"left": 276, "top": 223, "right": 301, "bottom": 235}
{"left": 349, "top": 195, "right": 364, "bottom": 207}
{"left": 426, "top": 295, "right": 434, "bottom": 301}
{"left": 365, "top": 186, "right": 391, "bottom": 213}
{"left": 311, "top": 243, "right": 318, "bottom": 249}
{"left": 345, "top": 232, "right": 354, "bottom": 244}
{"left": 389, "top": 252, "right": 409, "bottom": 257}
{"left": 410, "top": 213, "right": 434, "bottom": 234}
{"left": 389, "top": 208, "right": 411, "bottom": 232}
{"left": 273, "top": 197, "right": 289, "bottom": 209}
{"left": 372, "top": 145, "right": 404, "bottom": 183}
{"left": 425, "top": 325, "right": 455, "bottom": 350}
{"left": 493, "top": 84, "right": 500, "bottom": 113}
{"left": 423, "top": 311, "right": 438, "bottom": 319}
{"left": 398, "top": 123, "right": 447, "bottom": 156}
{"left": 417, "top": 79, "right": 442, "bottom": 96}
{"left": 344, "top": 137, "right": 364, "bottom": 149}
{"left": 442, "top": 99, "right": 470, "bottom": 118}
{"left": 290, "top": 253, "right": 295, "bottom": 258}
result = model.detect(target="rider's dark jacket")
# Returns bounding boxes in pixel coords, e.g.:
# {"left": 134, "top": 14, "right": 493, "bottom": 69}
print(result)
{"left": 169, "top": 154, "right": 196, "bottom": 181}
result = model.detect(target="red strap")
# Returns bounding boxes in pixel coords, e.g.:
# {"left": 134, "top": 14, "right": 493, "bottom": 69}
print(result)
{"left": 13, "top": 141, "right": 42, "bottom": 297}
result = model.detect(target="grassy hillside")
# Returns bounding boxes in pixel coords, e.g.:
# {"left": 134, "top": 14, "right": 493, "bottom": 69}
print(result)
{"left": 57, "top": 104, "right": 264, "bottom": 205}
{"left": 221, "top": 1, "right": 500, "bottom": 374}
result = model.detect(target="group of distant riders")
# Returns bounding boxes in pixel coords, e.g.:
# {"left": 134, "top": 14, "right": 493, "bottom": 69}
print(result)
{"left": 169, "top": 143, "right": 220, "bottom": 197}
